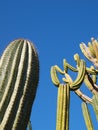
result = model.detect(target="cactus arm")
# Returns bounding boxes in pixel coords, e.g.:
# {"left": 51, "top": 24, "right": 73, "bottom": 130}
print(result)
{"left": 75, "top": 89, "right": 92, "bottom": 103}
{"left": 82, "top": 102, "right": 94, "bottom": 130}
{"left": 92, "top": 94, "right": 98, "bottom": 121}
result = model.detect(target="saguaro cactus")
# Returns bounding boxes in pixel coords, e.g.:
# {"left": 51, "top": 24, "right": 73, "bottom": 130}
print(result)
{"left": 50, "top": 38, "right": 98, "bottom": 130}
{"left": 50, "top": 55, "right": 87, "bottom": 130}
{"left": 0, "top": 39, "right": 39, "bottom": 130}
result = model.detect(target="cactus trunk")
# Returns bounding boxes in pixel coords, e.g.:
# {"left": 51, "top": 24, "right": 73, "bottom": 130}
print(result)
{"left": 56, "top": 84, "right": 70, "bottom": 130}
{"left": 0, "top": 39, "right": 39, "bottom": 130}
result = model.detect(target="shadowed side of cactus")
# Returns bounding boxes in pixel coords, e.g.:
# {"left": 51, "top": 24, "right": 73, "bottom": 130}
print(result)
{"left": 0, "top": 39, "right": 39, "bottom": 130}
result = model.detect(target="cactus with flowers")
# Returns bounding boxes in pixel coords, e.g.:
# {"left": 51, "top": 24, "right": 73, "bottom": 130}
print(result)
{"left": 0, "top": 39, "right": 39, "bottom": 130}
{"left": 50, "top": 38, "right": 98, "bottom": 130}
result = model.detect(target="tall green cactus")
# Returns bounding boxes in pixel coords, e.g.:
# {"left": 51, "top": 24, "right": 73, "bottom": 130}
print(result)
{"left": 0, "top": 39, "right": 39, "bottom": 130}
{"left": 50, "top": 38, "right": 98, "bottom": 130}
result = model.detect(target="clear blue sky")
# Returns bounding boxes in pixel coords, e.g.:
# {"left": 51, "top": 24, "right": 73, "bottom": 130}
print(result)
{"left": 0, "top": 0, "right": 98, "bottom": 130}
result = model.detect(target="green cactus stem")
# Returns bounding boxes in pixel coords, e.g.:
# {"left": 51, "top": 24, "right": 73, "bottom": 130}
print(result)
{"left": 56, "top": 84, "right": 70, "bottom": 130}
{"left": 82, "top": 102, "right": 94, "bottom": 130}
{"left": 92, "top": 94, "right": 98, "bottom": 121}
{"left": 0, "top": 39, "right": 39, "bottom": 130}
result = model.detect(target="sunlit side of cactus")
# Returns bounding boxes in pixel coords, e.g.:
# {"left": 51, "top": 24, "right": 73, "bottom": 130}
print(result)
{"left": 0, "top": 39, "right": 39, "bottom": 130}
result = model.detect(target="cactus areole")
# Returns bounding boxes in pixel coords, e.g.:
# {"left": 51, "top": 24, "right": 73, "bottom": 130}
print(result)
{"left": 0, "top": 39, "right": 39, "bottom": 130}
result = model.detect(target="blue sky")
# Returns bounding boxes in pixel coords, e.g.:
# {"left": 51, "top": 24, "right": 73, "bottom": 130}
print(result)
{"left": 0, "top": 0, "right": 98, "bottom": 130}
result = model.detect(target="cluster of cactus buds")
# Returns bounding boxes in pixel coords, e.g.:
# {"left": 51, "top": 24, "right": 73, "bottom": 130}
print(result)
{"left": 0, "top": 39, "right": 39, "bottom": 130}
{"left": 50, "top": 38, "right": 98, "bottom": 130}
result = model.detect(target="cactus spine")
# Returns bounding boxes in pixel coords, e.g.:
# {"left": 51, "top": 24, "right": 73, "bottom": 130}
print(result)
{"left": 0, "top": 39, "right": 39, "bottom": 130}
